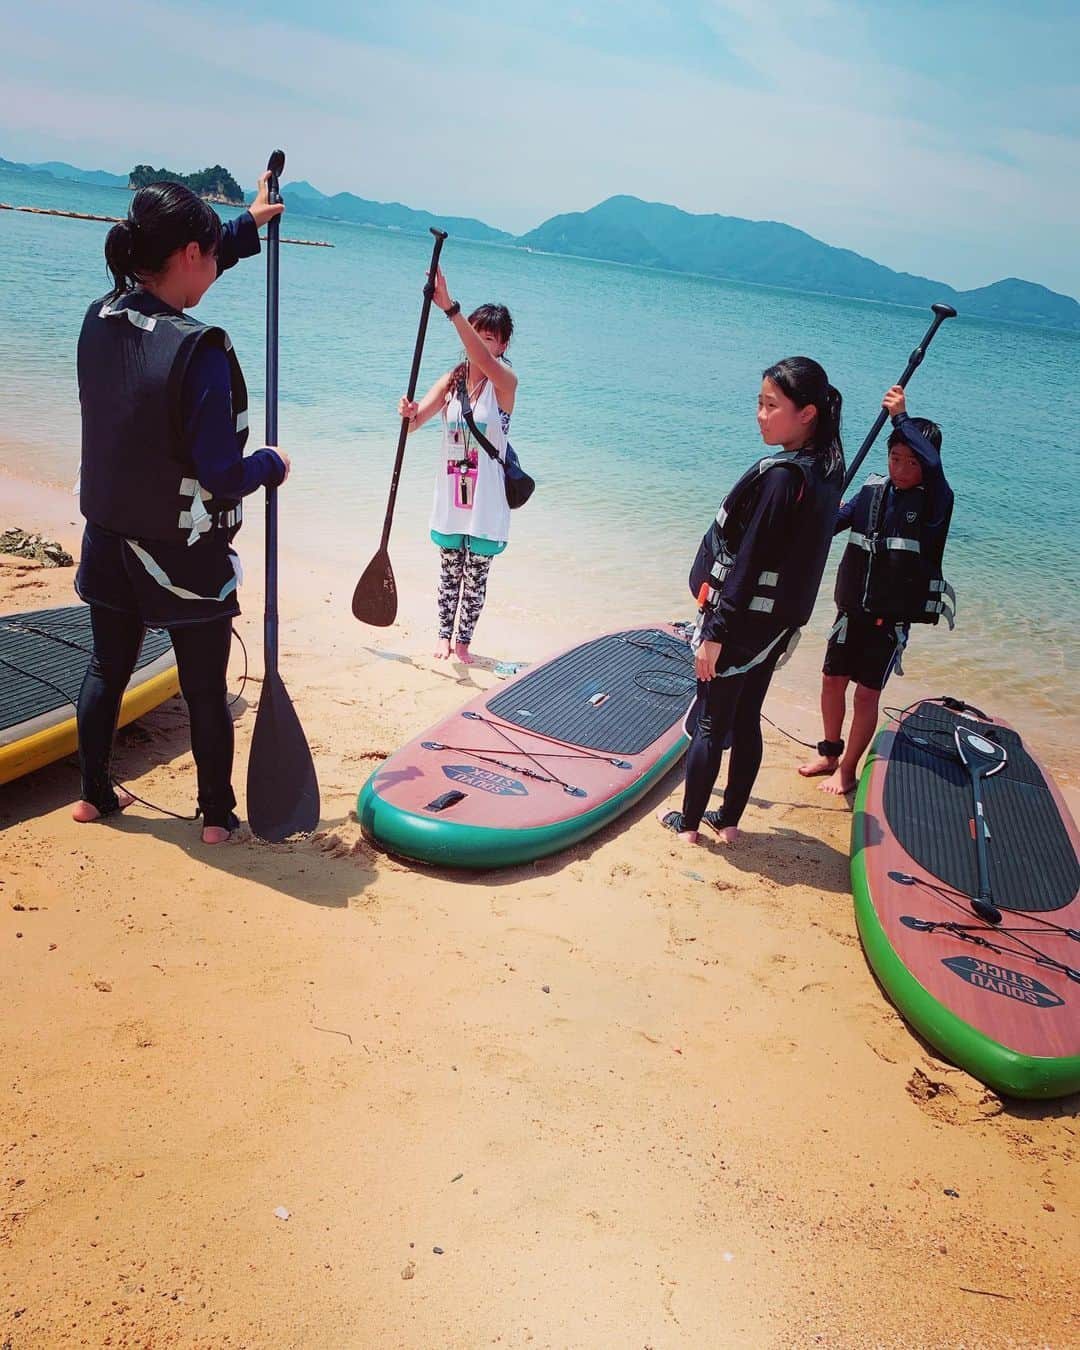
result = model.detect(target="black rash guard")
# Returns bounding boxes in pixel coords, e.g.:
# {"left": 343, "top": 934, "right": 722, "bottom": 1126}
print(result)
{"left": 700, "top": 464, "right": 801, "bottom": 647}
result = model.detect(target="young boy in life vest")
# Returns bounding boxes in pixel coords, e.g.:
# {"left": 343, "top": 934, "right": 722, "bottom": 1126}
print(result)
{"left": 798, "top": 385, "right": 955, "bottom": 795}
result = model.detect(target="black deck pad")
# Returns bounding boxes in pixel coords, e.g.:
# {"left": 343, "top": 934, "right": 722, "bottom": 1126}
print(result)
{"left": 883, "top": 701, "right": 1079, "bottom": 913}
{"left": 486, "top": 629, "right": 695, "bottom": 755}
{"left": 0, "top": 606, "right": 173, "bottom": 734}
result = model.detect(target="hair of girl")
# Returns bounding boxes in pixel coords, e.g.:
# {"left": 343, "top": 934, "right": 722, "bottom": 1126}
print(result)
{"left": 762, "top": 355, "right": 845, "bottom": 480}
{"left": 104, "top": 182, "right": 223, "bottom": 298}
{"left": 447, "top": 303, "right": 515, "bottom": 402}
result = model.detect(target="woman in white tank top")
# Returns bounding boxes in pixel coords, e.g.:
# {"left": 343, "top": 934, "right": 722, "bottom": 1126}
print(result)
{"left": 398, "top": 267, "right": 517, "bottom": 663}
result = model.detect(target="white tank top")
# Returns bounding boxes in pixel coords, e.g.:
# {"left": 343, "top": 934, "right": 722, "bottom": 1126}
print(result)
{"left": 430, "top": 375, "right": 512, "bottom": 543}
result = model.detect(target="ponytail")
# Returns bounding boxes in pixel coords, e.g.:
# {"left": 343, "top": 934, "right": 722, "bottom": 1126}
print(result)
{"left": 104, "top": 219, "right": 139, "bottom": 297}
{"left": 104, "top": 181, "right": 222, "bottom": 298}
{"left": 762, "top": 356, "right": 845, "bottom": 482}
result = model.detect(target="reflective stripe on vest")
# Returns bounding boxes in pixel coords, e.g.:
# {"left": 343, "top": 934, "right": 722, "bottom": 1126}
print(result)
{"left": 846, "top": 530, "right": 920, "bottom": 554}
{"left": 925, "top": 579, "right": 957, "bottom": 629}
{"left": 177, "top": 478, "right": 243, "bottom": 545}
{"left": 124, "top": 539, "right": 239, "bottom": 603}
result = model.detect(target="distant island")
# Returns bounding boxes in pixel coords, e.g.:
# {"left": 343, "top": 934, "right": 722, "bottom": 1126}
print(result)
{"left": 128, "top": 163, "right": 244, "bottom": 205}
{"left": 2, "top": 154, "right": 1077, "bottom": 332}
{"left": 274, "top": 183, "right": 1080, "bottom": 333}
{"left": 514, "top": 196, "right": 1080, "bottom": 334}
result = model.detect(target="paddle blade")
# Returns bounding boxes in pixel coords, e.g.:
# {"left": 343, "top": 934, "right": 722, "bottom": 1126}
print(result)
{"left": 246, "top": 668, "right": 321, "bottom": 842}
{"left": 351, "top": 548, "right": 398, "bottom": 626}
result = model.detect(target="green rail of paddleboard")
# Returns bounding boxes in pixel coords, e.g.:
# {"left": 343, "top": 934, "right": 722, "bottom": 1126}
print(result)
{"left": 358, "top": 737, "right": 687, "bottom": 870}
{"left": 851, "top": 733, "right": 1080, "bottom": 1100}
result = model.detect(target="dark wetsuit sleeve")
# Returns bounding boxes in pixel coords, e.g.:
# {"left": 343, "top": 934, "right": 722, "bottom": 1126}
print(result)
{"left": 215, "top": 211, "right": 261, "bottom": 276}
{"left": 891, "top": 412, "right": 941, "bottom": 473}
{"left": 834, "top": 495, "right": 857, "bottom": 535}
{"left": 891, "top": 412, "right": 953, "bottom": 567}
{"left": 700, "top": 467, "right": 799, "bottom": 644}
{"left": 183, "top": 342, "right": 286, "bottom": 498}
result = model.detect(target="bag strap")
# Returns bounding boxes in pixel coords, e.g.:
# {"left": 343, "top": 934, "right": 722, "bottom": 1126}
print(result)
{"left": 457, "top": 375, "right": 501, "bottom": 462}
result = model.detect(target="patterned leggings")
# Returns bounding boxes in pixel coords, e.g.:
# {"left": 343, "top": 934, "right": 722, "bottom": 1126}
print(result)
{"left": 437, "top": 544, "right": 494, "bottom": 645}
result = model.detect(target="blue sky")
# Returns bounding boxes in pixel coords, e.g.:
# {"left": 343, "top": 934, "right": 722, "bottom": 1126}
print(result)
{"left": 1, "top": 0, "right": 1077, "bottom": 296}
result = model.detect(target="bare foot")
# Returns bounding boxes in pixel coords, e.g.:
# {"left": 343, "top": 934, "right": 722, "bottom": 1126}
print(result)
{"left": 819, "top": 767, "right": 857, "bottom": 796}
{"left": 656, "top": 806, "right": 699, "bottom": 843}
{"left": 201, "top": 825, "right": 231, "bottom": 845}
{"left": 454, "top": 641, "right": 475, "bottom": 665}
{"left": 798, "top": 754, "right": 838, "bottom": 778}
{"left": 433, "top": 637, "right": 451, "bottom": 660}
{"left": 72, "top": 788, "right": 134, "bottom": 823}
{"left": 701, "top": 814, "right": 739, "bottom": 846}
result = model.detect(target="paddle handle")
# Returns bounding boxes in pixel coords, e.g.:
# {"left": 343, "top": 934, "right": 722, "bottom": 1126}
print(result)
{"left": 379, "top": 227, "right": 448, "bottom": 551}
{"left": 842, "top": 303, "right": 957, "bottom": 492}
{"left": 972, "top": 796, "right": 993, "bottom": 901}
{"left": 264, "top": 150, "right": 284, "bottom": 676}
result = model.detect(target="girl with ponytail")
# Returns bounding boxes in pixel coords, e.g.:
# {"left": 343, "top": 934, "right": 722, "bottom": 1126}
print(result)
{"left": 398, "top": 268, "right": 518, "bottom": 663}
{"left": 73, "top": 169, "right": 290, "bottom": 845}
{"left": 659, "top": 356, "right": 845, "bottom": 845}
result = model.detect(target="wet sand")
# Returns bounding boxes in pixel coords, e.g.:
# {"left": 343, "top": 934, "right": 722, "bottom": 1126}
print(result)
{"left": 1, "top": 469, "right": 1078, "bottom": 1348}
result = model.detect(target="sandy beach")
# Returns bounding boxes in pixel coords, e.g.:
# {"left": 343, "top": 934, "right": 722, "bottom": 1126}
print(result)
{"left": 2, "top": 469, "right": 1078, "bottom": 1349}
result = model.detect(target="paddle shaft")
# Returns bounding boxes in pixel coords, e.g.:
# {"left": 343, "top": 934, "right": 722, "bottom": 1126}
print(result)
{"left": 264, "top": 155, "right": 283, "bottom": 676}
{"left": 842, "top": 305, "right": 957, "bottom": 492}
{"left": 379, "top": 227, "right": 448, "bottom": 551}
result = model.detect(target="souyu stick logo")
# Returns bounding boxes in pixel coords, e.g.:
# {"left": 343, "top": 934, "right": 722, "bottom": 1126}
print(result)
{"left": 942, "top": 957, "right": 1065, "bottom": 1009}
{"left": 442, "top": 765, "right": 528, "bottom": 796}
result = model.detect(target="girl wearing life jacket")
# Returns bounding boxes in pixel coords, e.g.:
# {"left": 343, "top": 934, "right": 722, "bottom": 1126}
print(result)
{"left": 398, "top": 267, "right": 517, "bottom": 664}
{"left": 73, "top": 174, "right": 290, "bottom": 844}
{"left": 659, "top": 357, "right": 845, "bottom": 845}
{"left": 799, "top": 385, "right": 954, "bottom": 795}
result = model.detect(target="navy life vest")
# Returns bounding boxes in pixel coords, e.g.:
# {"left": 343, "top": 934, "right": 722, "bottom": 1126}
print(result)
{"left": 77, "top": 290, "right": 247, "bottom": 546}
{"left": 834, "top": 475, "right": 955, "bottom": 627}
{"left": 690, "top": 448, "right": 843, "bottom": 632}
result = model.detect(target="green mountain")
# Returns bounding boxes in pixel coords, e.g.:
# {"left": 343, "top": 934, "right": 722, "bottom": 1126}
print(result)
{"left": 278, "top": 181, "right": 512, "bottom": 244}
{"left": 29, "top": 160, "right": 128, "bottom": 189}
{"left": 952, "top": 278, "right": 1080, "bottom": 330}
{"left": 518, "top": 195, "right": 1080, "bottom": 332}
{"left": 0, "top": 155, "right": 54, "bottom": 181}
{"left": 129, "top": 163, "right": 244, "bottom": 204}
{"left": 281, "top": 179, "right": 328, "bottom": 200}
{"left": 520, "top": 195, "right": 943, "bottom": 305}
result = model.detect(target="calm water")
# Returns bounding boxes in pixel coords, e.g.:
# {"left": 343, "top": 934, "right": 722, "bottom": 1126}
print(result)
{"left": 2, "top": 168, "right": 1078, "bottom": 763}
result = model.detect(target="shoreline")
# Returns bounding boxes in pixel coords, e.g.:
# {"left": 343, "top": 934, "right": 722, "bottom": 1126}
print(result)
{"left": 4, "top": 458, "right": 1075, "bottom": 795}
{"left": 2, "top": 467, "right": 1078, "bottom": 1346}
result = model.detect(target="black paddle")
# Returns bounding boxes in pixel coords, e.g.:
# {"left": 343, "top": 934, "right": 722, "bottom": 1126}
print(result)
{"left": 842, "top": 302, "right": 957, "bottom": 492}
{"left": 352, "top": 226, "right": 448, "bottom": 625}
{"left": 246, "top": 149, "right": 321, "bottom": 842}
{"left": 953, "top": 723, "right": 1008, "bottom": 925}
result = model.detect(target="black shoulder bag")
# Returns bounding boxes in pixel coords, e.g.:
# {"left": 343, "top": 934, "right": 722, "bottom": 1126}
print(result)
{"left": 457, "top": 376, "right": 535, "bottom": 509}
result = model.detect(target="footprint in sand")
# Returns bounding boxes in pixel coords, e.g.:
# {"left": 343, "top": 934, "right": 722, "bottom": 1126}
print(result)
{"left": 906, "top": 1065, "right": 1002, "bottom": 1123}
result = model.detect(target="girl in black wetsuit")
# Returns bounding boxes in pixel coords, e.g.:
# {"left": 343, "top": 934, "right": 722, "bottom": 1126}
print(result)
{"left": 659, "top": 357, "right": 844, "bottom": 845}
{"left": 72, "top": 173, "right": 290, "bottom": 844}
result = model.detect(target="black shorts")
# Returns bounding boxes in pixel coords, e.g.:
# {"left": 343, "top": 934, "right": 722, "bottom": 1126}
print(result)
{"left": 76, "top": 522, "right": 242, "bottom": 628}
{"left": 822, "top": 612, "right": 908, "bottom": 691}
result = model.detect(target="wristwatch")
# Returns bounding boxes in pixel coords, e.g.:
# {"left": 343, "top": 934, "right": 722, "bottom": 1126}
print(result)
{"left": 444, "top": 300, "right": 461, "bottom": 320}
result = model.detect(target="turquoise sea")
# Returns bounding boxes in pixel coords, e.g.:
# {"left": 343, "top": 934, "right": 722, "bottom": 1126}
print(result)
{"left": 2, "top": 168, "right": 1078, "bottom": 769}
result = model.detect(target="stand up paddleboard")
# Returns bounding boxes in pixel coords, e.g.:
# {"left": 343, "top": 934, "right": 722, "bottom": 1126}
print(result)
{"left": 852, "top": 697, "right": 1080, "bottom": 1099}
{"left": 0, "top": 605, "right": 178, "bottom": 786}
{"left": 358, "top": 626, "right": 696, "bottom": 868}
